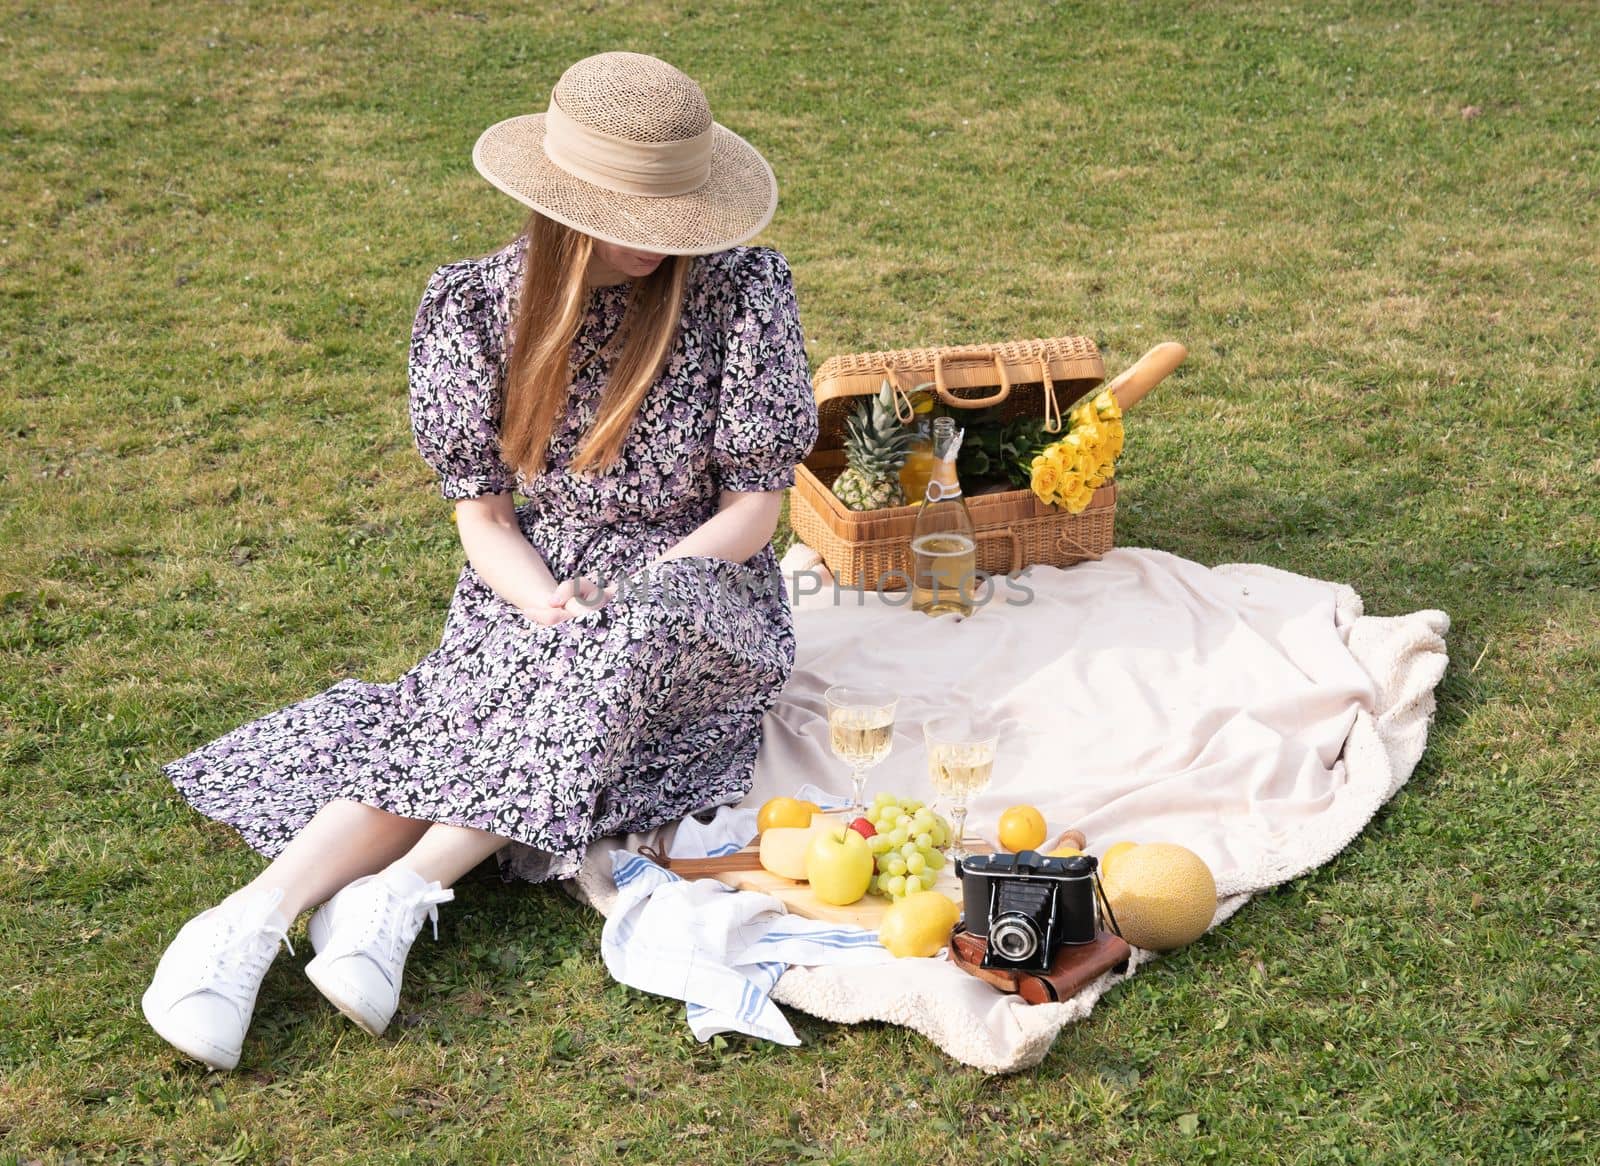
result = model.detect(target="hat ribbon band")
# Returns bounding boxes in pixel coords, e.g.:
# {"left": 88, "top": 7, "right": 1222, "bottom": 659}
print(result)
{"left": 542, "top": 98, "right": 713, "bottom": 198}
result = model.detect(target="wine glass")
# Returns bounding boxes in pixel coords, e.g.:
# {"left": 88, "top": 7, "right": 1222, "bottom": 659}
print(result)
{"left": 825, "top": 684, "right": 898, "bottom": 815}
{"left": 924, "top": 713, "right": 998, "bottom": 862}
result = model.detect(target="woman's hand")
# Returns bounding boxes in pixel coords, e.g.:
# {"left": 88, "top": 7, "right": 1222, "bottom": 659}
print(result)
{"left": 518, "top": 594, "right": 579, "bottom": 627}
{"left": 534, "top": 575, "right": 620, "bottom": 626}
{"left": 552, "top": 574, "right": 613, "bottom": 610}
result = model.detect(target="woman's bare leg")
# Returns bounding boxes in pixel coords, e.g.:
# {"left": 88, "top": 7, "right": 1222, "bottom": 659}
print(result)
{"left": 228, "top": 799, "right": 431, "bottom": 921}
{"left": 393, "top": 821, "right": 509, "bottom": 889}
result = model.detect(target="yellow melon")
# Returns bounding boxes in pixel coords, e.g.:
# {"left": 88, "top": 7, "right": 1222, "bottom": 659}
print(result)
{"left": 1101, "top": 842, "right": 1217, "bottom": 951}
{"left": 1099, "top": 840, "right": 1138, "bottom": 879}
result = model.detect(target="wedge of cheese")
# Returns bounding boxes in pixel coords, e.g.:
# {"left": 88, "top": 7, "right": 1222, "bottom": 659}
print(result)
{"left": 757, "top": 821, "right": 834, "bottom": 881}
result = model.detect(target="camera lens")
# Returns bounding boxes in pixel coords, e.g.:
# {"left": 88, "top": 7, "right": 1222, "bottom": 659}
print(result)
{"left": 989, "top": 915, "right": 1039, "bottom": 963}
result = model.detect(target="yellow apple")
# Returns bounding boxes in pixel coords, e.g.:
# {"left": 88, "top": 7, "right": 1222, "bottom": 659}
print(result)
{"left": 804, "top": 826, "right": 874, "bottom": 905}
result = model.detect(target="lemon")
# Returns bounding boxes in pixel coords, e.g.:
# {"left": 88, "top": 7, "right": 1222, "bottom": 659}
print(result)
{"left": 877, "top": 891, "right": 960, "bottom": 958}
{"left": 997, "top": 805, "right": 1048, "bottom": 852}
{"left": 1101, "top": 842, "right": 1217, "bottom": 951}
{"left": 1046, "top": 845, "right": 1084, "bottom": 858}
{"left": 757, "top": 796, "right": 820, "bottom": 833}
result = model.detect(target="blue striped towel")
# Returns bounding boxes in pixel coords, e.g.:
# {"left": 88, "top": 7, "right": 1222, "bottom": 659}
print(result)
{"left": 600, "top": 829, "right": 892, "bottom": 1045}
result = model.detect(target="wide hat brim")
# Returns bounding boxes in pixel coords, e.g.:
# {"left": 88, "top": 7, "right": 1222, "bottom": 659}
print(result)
{"left": 472, "top": 114, "right": 778, "bottom": 257}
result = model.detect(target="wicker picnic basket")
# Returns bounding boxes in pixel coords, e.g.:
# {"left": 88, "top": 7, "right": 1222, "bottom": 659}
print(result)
{"left": 790, "top": 338, "right": 1185, "bottom": 588}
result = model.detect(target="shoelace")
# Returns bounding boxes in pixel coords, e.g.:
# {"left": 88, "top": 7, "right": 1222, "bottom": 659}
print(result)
{"left": 346, "top": 880, "right": 455, "bottom": 984}
{"left": 199, "top": 892, "right": 293, "bottom": 1007}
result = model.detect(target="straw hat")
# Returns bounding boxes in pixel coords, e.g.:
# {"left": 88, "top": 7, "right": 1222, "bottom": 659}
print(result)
{"left": 472, "top": 52, "right": 778, "bottom": 256}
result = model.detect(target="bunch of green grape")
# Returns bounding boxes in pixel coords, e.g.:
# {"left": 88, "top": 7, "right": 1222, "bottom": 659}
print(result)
{"left": 864, "top": 793, "right": 951, "bottom": 899}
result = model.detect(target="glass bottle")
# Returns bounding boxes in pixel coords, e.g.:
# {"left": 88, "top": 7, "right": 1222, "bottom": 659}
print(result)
{"left": 910, "top": 418, "right": 978, "bottom": 617}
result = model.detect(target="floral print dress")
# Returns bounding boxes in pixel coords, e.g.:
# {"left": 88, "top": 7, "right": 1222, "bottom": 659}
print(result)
{"left": 162, "top": 235, "right": 818, "bottom": 883}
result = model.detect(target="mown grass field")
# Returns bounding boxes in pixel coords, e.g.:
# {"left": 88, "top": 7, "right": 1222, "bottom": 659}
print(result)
{"left": 2, "top": 1, "right": 1596, "bottom": 1162}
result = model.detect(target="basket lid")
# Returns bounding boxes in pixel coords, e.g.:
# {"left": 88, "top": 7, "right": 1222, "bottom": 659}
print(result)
{"left": 810, "top": 336, "right": 1105, "bottom": 451}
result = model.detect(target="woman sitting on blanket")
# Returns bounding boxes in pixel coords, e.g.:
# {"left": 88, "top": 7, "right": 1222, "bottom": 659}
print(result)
{"left": 143, "top": 51, "right": 818, "bottom": 1071}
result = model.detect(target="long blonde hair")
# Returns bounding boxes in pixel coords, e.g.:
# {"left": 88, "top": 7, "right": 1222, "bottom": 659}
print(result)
{"left": 498, "top": 210, "right": 691, "bottom": 478}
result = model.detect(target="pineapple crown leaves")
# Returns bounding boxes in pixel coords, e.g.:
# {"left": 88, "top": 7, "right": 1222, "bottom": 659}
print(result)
{"left": 842, "top": 382, "right": 915, "bottom": 471}
{"left": 868, "top": 380, "right": 907, "bottom": 432}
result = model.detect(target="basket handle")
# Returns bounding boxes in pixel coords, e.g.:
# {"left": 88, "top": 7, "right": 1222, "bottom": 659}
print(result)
{"left": 878, "top": 366, "right": 918, "bottom": 424}
{"left": 934, "top": 349, "right": 1011, "bottom": 409}
{"left": 1039, "top": 352, "right": 1063, "bottom": 433}
{"left": 977, "top": 528, "right": 1023, "bottom": 574}
{"left": 1056, "top": 528, "right": 1106, "bottom": 562}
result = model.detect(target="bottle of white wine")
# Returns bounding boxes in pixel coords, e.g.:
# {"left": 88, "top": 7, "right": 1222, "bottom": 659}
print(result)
{"left": 910, "top": 417, "right": 978, "bottom": 616}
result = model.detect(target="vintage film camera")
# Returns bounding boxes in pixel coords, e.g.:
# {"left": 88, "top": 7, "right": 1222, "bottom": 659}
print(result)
{"left": 957, "top": 849, "right": 1112, "bottom": 974}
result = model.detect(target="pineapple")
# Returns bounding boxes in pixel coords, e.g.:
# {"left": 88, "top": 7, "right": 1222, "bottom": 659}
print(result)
{"left": 831, "top": 383, "right": 914, "bottom": 510}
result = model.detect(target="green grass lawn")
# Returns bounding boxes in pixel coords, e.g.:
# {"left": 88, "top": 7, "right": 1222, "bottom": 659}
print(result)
{"left": 3, "top": 0, "right": 1596, "bottom": 1161}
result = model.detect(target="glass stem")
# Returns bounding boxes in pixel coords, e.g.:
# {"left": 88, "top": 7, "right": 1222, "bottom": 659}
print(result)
{"left": 951, "top": 803, "right": 969, "bottom": 855}
{"left": 850, "top": 765, "right": 868, "bottom": 815}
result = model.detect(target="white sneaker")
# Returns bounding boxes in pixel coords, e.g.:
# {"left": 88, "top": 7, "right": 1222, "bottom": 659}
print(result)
{"left": 303, "top": 866, "right": 453, "bottom": 1036}
{"left": 141, "top": 888, "right": 293, "bottom": 1071}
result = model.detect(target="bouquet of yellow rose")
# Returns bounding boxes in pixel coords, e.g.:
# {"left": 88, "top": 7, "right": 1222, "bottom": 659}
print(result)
{"left": 1028, "top": 389, "right": 1125, "bottom": 513}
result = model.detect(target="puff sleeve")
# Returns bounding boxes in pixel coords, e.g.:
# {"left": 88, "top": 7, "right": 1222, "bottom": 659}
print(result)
{"left": 711, "top": 250, "right": 819, "bottom": 493}
{"left": 407, "top": 262, "right": 518, "bottom": 500}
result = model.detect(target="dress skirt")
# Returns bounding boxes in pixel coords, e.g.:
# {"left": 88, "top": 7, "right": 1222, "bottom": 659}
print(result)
{"left": 163, "top": 508, "right": 795, "bottom": 884}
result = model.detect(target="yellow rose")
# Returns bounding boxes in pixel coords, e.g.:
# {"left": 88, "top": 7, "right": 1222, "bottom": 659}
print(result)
{"left": 1065, "top": 482, "right": 1097, "bottom": 513}
{"left": 1104, "top": 420, "right": 1125, "bottom": 460}
{"left": 1074, "top": 443, "right": 1102, "bottom": 477}
{"left": 1047, "top": 442, "right": 1082, "bottom": 479}
{"left": 1093, "top": 390, "right": 1123, "bottom": 421}
{"left": 1030, "top": 455, "right": 1061, "bottom": 503}
{"left": 1056, "top": 467, "right": 1084, "bottom": 501}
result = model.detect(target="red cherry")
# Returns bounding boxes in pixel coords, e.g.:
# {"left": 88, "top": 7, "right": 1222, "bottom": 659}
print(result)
{"left": 847, "top": 817, "right": 877, "bottom": 839}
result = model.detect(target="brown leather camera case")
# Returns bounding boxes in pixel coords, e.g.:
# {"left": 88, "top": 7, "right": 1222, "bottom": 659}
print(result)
{"left": 949, "top": 926, "right": 1132, "bottom": 1004}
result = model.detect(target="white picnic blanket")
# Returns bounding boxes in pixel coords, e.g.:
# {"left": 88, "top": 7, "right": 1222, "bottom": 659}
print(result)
{"left": 574, "top": 547, "right": 1450, "bottom": 1073}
